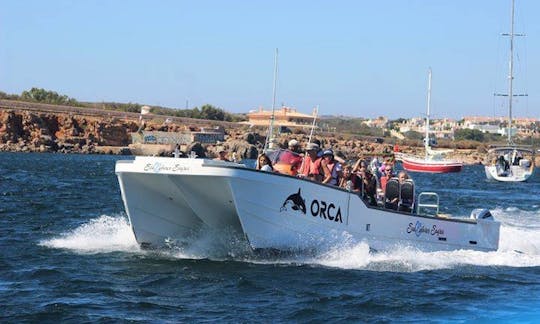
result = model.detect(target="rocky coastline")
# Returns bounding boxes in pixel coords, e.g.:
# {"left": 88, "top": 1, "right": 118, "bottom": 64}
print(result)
{"left": 0, "top": 100, "right": 497, "bottom": 165}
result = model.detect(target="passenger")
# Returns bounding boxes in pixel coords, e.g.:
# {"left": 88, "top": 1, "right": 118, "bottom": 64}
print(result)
{"left": 503, "top": 153, "right": 510, "bottom": 171}
{"left": 380, "top": 165, "right": 394, "bottom": 195}
{"left": 298, "top": 143, "right": 323, "bottom": 182}
{"left": 379, "top": 158, "right": 394, "bottom": 177}
{"left": 339, "top": 164, "right": 361, "bottom": 192}
{"left": 256, "top": 153, "right": 274, "bottom": 172}
{"left": 359, "top": 168, "right": 378, "bottom": 206}
{"left": 369, "top": 156, "right": 381, "bottom": 175}
{"left": 397, "top": 170, "right": 410, "bottom": 183}
{"left": 288, "top": 139, "right": 302, "bottom": 154}
{"left": 390, "top": 171, "right": 410, "bottom": 205}
{"left": 313, "top": 139, "right": 324, "bottom": 157}
{"left": 173, "top": 143, "right": 181, "bottom": 158}
{"left": 214, "top": 148, "right": 230, "bottom": 162}
{"left": 321, "top": 149, "right": 342, "bottom": 186}
{"left": 352, "top": 159, "right": 367, "bottom": 174}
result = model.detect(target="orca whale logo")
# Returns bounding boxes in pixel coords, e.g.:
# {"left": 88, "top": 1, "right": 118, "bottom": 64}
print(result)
{"left": 280, "top": 188, "right": 306, "bottom": 214}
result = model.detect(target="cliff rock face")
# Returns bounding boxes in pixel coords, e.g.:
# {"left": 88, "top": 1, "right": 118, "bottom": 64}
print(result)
{"left": 0, "top": 109, "right": 139, "bottom": 153}
{"left": 0, "top": 105, "right": 503, "bottom": 165}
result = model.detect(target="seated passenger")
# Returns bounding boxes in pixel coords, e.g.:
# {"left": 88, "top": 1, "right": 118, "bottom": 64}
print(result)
{"left": 214, "top": 148, "right": 230, "bottom": 161}
{"left": 256, "top": 153, "right": 274, "bottom": 172}
{"left": 360, "top": 168, "right": 378, "bottom": 206}
{"left": 321, "top": 149, "right": 342, "bottom": 186}
{"left": 352, "top": 159, "right": 367, "bottom": 173}
{"left": 288, "top": 139, "right": 302, "bottom": 154}
{"left": 298, "top": 143, "right": 323, "bottom": 182}
{"left": 339, "top": 164, "right": 361, "bottom": 192}
{"left": 379, "top": 166, "right": 394, "bottom": 196}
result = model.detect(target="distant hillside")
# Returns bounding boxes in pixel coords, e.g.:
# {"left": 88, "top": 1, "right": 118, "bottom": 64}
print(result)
{"left": 0, "top": 88, "right": 247, "bottom": 123}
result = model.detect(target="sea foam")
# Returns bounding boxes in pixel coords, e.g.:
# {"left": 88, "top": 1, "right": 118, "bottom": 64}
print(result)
{"left": 40, "top": 214, "right": 140, "bottom": 253}
{"left": 40, "top": 207, "right": 540, "bottom": 271}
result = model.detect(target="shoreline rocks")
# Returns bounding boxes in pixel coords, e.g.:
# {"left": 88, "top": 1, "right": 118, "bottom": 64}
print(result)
{"left": 0, "top": 107, "right": 534, "bottom": 166}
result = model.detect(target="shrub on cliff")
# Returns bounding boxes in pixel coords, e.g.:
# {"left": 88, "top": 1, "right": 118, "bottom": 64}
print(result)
{"left": 20, "top": 88, "right": 82, "bottom": 106}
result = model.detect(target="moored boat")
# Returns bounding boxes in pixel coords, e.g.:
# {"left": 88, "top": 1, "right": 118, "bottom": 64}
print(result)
{"left": 115, "top": 156, "right": 500, "bottom": 252}
{"left": 485, "top": 146, "right": 534, "bottom": 182}
{"left": 483, "top": 0, "right": 535, "bottom": 182}
{"left": 398, "top": 68, "right": 463, "bottom": 173}
{"left": 398, "top": 152, "right": 463, "bottom": 173}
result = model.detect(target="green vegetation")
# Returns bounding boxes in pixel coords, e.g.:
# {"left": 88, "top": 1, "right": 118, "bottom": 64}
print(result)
{"left": 319, "top": 117, "right": 384, "bottom": 137}
{"left": 20, "top": 88, "right": 83, "bottom": 106}
{"left": 403, "top": 130, "right": 424, "bottom": 141}
{"left": 0, "top": 88, "right": 246, "bottom": 122}
{"left": 454, "top": 129, "right": 502, "bottom": 142}
{"left": 152, "top": 104, "right": 246, "bottom": 122}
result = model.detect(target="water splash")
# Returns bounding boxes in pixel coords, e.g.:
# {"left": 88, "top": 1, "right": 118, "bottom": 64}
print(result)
{"left": 308, "top": 207, "right": 540, "bottom": 272}
{"left": 40, "top": 215, "right": 140, "bottom": 253}
{"left": 163, "top": 225, "right": 254, "bottom": 261}
{"left": 39, "top": 207, "right": 540, "bottom": 271}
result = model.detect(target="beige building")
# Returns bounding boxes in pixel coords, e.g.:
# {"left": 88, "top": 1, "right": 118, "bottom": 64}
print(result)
{"left": 246, "top": 106, "right": 316, "bottom": 128}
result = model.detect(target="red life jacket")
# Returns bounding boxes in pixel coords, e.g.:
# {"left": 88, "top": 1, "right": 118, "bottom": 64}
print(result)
{"left": 301, "top": 155, "right": 322, "bottom": 177}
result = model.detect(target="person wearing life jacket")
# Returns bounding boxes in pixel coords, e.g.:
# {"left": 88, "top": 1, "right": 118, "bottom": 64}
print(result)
{"left": 299, "top": 142, "right": 323, "bottom": 182}
{"left": 321, "top": 149, "right": 342, "bottom": 186}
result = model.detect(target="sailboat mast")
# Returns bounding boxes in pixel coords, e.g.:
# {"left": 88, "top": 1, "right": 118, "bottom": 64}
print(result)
{"left": 425, "top": 68, "right": 432, "bottom": 158}
{"left": 507, "top": 0, "right": 515, "bottom": 144}
{"left": 264, "top": 48, "right": 279, "bottom": 153}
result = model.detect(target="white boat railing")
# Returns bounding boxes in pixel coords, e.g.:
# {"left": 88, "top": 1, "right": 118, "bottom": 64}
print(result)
{"left": 416, "top": 192, "right": 440, "bottom": 216}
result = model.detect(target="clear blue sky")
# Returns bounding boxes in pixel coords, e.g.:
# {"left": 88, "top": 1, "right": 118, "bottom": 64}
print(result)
{"left": 1, "top": 0, "right": 538, "bottom": 119}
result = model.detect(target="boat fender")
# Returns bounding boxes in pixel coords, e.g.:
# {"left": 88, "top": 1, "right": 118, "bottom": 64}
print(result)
{"left": 469, "top": 208, "right": 493, "bottom": 221}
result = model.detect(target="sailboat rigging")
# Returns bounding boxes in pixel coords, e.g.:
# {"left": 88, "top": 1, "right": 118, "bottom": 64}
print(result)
{"left": 484, "top": 0, "right": 534, "bottom": 182}
{"left": 263, "top": 48, "right": 279, "bottom": 153}
{"left": 397, "top": 68, "right": 463, "bottom": 173}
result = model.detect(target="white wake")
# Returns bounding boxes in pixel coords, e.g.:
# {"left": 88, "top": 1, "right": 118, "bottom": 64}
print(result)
{"left": 41, "top": 208, "right": 540, "bottom": 272}
{"left": 40, "top": 214, "right": 140, "bottom": 253}
{"left": 311, "top": 207, "right": 540, "bottom": 271}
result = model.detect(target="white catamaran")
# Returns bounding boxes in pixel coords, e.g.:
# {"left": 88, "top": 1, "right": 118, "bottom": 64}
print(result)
{"left": 116, "top": 156, "right": 500, "bottom": 253}
{"left": 484, "top": 0, "right": 535, "bottom": 182}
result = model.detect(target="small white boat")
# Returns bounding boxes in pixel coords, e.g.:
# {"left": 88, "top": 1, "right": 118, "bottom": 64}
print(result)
{"left": 115, "top": 156, "right": 500, "bottom": 252}
{"left": 485, "top": 146, "right": 534, "bottom": 182}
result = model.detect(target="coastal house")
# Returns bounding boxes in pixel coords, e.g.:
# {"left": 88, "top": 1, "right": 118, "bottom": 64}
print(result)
{"left": 245, "top": 106, "right": 316, "bottom": 129}
{"left": 363, "top": 117, "right": 389, "bottom": 129}
{"left": 462, "top": 116, "right": 537, "bottom": 138}
{"left": 398, "top": 117, "right": 457, "bottom": 139}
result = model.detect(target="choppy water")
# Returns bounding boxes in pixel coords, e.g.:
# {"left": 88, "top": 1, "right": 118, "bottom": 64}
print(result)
{"left": 1, "top": 152, "right": 540, "bottom": 322}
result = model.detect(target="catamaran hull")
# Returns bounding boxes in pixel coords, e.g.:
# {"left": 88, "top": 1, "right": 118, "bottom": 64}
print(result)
{"left": 115, "top": 157, "right": 499, "bottom": 252}
{"left": 116, "top": 158, "right": 243, "bottom": 247}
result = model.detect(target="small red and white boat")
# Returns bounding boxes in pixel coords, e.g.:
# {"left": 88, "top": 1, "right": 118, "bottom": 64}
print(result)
{"left": 398, "top": 151, "right": 463, "bottom": 173}
{"left": 397, "top": 68, "right": 463, "bottom": 174}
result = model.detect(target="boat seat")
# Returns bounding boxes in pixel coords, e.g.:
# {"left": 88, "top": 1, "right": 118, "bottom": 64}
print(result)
{"left": 384, "top": 178, "right": 399, "bottom": 210}
{"left": 398, "top": 179, "right": 414, "bottom": 213}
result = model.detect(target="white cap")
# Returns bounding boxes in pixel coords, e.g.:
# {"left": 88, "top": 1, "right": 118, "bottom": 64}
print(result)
{"left": 288, "top": 139, "right": 299, "bottom": 147}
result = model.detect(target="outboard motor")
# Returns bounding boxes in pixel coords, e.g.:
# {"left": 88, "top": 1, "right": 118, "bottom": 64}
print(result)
{"left": 470, "top": 208, "right": 494, "bottom": 221}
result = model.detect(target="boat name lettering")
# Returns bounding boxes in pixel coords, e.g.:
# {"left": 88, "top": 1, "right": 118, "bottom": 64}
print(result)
{"left": 144, "top": 163, "right": 190, "bottom": 173}
{"left": 431, "top": 225, "right": 444, "bottom": 236}
{"left": 407, "top": 221, "right": 444, "bottom": 237}
{"left": 310, "top": 200, "right": 343, "bottom": 223}
{"left": 280, "top": 188, "right": 342, "bottom": 224}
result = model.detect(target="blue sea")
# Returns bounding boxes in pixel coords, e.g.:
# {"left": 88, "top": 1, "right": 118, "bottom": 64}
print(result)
{"left": 2, "top": 152, "right": 540, "bottom": 322}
